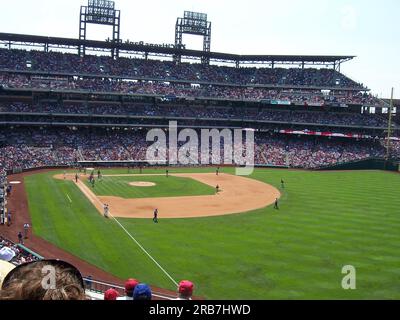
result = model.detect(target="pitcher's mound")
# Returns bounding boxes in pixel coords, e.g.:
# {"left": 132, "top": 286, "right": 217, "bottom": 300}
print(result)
{"left": 129, "top": 181, "right": 156, "bottom": 187}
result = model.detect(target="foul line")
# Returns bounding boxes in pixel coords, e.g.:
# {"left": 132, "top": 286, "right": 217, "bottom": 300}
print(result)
{"left": 109, "top": 212, "right": 179, "bottom": 287}
{"left": 66, "top": 194, "right": 72, "bottom": 203}
{"left": 79, "top": 181, "right": 178, "bottom": 287}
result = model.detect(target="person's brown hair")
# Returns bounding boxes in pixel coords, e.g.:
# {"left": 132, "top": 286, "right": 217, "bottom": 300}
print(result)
{"left": 0, "top": 260, "right": 87, "bottom": 300}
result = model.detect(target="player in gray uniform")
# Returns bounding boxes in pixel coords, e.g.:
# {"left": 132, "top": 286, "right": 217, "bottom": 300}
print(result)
{"left": 104, "top": 204, "right": 109, "bottom": 218}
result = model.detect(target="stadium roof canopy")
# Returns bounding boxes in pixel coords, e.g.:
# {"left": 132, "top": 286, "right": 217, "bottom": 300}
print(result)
{"left": 0, "top": 32, "right": 355, "bottom": 68}
{"left": 383, "top": 98, "right": 400, "bottom": 107}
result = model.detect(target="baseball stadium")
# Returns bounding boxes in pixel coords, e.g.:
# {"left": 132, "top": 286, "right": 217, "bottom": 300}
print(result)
{"left": 0, "top": 0, "right": 399, "bottom": 301}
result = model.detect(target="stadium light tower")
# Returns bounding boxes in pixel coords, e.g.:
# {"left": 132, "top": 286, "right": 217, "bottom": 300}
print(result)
{"left": 175, "top": 11, "right": 212, "bottom": 65}
{"left": 79, "top": 0, "right": 121, "bottom": 58}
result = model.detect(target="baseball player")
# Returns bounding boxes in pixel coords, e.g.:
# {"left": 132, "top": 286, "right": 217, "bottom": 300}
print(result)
{"left": 63, "top": 170, "right": 66, "bottom": 180}
{"left": 166, "top": 169, "right": 169, "bottom": 177}
{"left": 104, "top": 204, "right": 109, "bottom": 218}
{"left": 153, "top": 208, "right": 158, "bottom": 223}
{"left": 281, "top": 179, "right": 285, "bottom": 189}
{"left": 274, "top": 198, "right": 279, "bottom": 210}
{"left": 23, "top": 223, "right": 30, "bottom": 239}
{"left": 7, "top": 211, "right": 11, "bottom": 226}
{"left": 75, "top": 173, "right": 79, "bottom": 183}
{"left": 6, "top": 185, "right": 12, "bottom": 196}
{"left": 18, "top": 231, "right": 24, "bottom": 245}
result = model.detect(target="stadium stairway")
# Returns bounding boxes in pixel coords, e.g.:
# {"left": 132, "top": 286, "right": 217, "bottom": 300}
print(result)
{"left": 77, "top": 147, "right": 85, "bottom": 162}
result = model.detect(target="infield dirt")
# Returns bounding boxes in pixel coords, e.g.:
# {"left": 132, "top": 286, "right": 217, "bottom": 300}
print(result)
{"left": 54, "top": 173, "right": 280, "bottom": 219}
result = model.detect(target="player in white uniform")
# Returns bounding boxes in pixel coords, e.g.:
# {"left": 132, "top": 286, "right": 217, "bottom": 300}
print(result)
{"left": 104, "top": 204, "right": 109, "bottom": 218}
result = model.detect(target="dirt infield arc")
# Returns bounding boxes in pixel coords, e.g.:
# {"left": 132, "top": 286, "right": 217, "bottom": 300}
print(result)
{"left": 55, "top": 173, "right": 281, "bottom": 218}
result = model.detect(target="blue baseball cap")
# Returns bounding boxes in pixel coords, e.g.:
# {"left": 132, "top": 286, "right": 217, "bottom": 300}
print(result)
{"left": 133, "top": 283, "right": 152, "bottom": 300}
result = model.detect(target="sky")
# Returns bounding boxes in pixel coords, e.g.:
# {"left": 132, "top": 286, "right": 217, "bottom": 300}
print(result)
{"left": 0, "top": 0, "right": 399, "bottom": 98}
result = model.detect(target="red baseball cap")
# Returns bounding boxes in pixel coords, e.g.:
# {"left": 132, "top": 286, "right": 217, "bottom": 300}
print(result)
{"left": 178, "top": 280, "right": 194, "bottom": 296}
{"left": 104, "top": 288, "right": 119, "bottom": 300}
{"left": 125, "top": 278, "right": 139, "bottom": 292}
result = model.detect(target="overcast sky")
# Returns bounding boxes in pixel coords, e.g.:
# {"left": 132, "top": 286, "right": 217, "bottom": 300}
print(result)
{"left": 1, "top": 0, "right": 399, "bottom": 98}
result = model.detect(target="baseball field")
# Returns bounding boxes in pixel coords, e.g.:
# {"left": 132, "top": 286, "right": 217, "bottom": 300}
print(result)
{"left": 20, "top": 167, "right": 400, "bottom": 299}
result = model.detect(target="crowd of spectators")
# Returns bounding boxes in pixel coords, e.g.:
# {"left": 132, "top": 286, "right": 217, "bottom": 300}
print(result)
{"left": 0, "top": 102, "right": 391, "bottom": 128}
{"left": 0, "top": 127, "right": 398, "bottom": 173}
{"left": 389, "top": 139, "right": 400, "bottom": 156}
{"left": 254, "top": 134, "right": 387, "bottom": 168}
{"left": 0, "top": 236, "right": 39, "bottom": 266}
{"left": 0, "top": 48, "right": 363, "bottom": 88}
{"left": 0, "top": 72, "right": 380, "bottom": 106}
{"left": 0, "top": 172, "right": 6, "bottom": 227}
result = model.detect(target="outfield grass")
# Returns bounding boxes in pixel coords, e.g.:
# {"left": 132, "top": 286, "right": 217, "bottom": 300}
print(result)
{"left": 82, "top": 174, "right": 215, "bottom": 198}
{"left": 24, "top": 168, "right": 400, "bottom": 299}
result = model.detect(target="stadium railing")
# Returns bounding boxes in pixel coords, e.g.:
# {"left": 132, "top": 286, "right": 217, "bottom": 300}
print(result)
{"left": 16, "top": 244, "right": 44, "bottom": 260}
{"left": 83, "top": 277, "right": 177, "bottom": 300}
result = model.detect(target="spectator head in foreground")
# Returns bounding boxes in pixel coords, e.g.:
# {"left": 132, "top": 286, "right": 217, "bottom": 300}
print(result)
{"left": 123, "top": 278, "right": 139, "bottom": 298}
{"left": 0, "top": 260, "right": 15, "bottom": 288}
{"left": 133, "top": 283, "right": 152, "bottom": 300}
{"left": 104, "top": 288, "right": 119, "bottom": 300}
{"left": 177, "top": 280, "right": 194, "bottom": 300}
{"left": 0, "top": 259, "right": 87, "bottom": 300}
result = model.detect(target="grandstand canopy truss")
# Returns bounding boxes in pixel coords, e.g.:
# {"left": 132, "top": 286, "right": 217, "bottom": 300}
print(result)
{"left": 79, "top": 0, "right": 121, "bottom": 58}
{"left": 0, "top": 32, "right": 355, "bottom": 70}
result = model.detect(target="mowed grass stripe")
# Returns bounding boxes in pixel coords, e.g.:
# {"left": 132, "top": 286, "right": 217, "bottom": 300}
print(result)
{"left": 25, "top": 169, "right": 400, "bottom": 299}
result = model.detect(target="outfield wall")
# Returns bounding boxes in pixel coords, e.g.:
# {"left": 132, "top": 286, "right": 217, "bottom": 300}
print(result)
{"left": 8, "top": 163, "right": 288, "bottom": 175}
{"left": 317, "top": 158, "right": 400, "bottom": 172}
{"left": 6, "top": 165, "right": 70, "bottom": 175}
{"left": 9, "top": 160, "right": 399, "bottom": 176}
